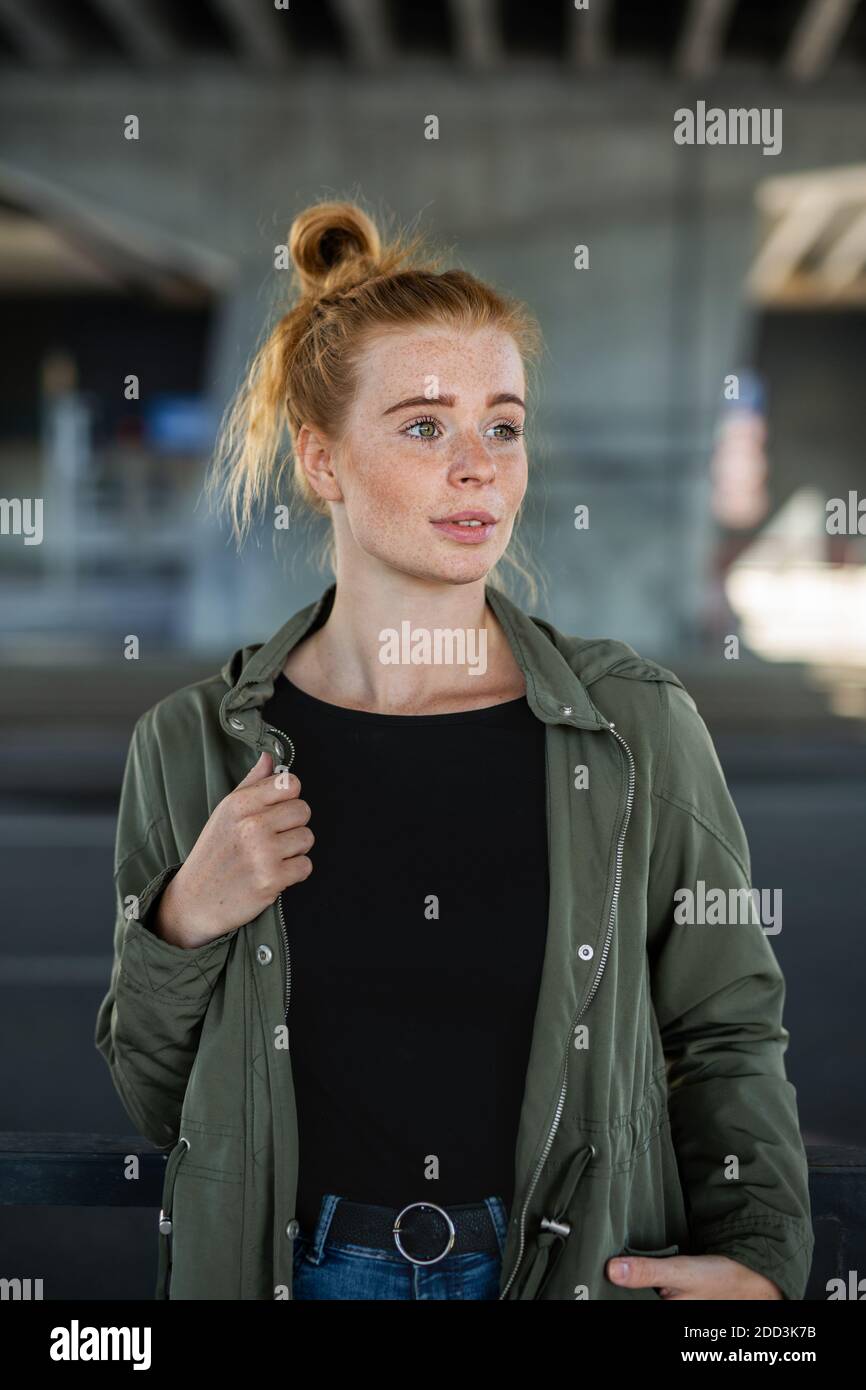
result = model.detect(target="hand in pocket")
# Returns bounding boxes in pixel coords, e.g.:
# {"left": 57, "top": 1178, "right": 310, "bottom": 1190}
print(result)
{"left": 606, "top": 1250, "right": 783, "bottom": 1300}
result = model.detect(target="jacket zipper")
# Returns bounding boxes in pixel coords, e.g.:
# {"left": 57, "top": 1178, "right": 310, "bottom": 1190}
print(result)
{"left": 264, "top": 721, "right": 296, "bottom": 1025}
{"left": 499, "top": 720, "right": 636, "bottom": 1299}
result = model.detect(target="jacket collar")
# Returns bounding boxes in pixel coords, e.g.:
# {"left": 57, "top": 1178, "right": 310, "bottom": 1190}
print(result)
{"left": 220, "top": 580, "right": 606, "bottom": 732}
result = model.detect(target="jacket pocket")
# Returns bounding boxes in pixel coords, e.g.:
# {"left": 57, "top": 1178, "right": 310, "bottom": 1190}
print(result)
{"left": 623, "top": 1243, "right": 680, "bottom": 1257}
{"left": 155, "top": 1136, "right": 190, "bottom": 1300}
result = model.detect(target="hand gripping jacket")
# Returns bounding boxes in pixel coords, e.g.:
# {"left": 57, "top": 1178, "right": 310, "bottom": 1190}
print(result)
{"left": 95, "top": 581, "right": 815, "bottom": 1300}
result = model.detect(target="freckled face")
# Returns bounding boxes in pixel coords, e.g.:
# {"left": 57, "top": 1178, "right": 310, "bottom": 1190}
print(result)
{"left": 331, "top": 326, "right": 528, "bottom": 584}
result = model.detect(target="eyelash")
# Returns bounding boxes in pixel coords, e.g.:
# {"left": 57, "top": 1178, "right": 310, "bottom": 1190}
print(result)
{"left": 401, "top": 414, "right": 525, "bottom": 444}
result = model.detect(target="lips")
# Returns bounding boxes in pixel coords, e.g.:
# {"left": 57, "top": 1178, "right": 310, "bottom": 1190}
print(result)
{"left": 431, "top": 512, "right": 499, "bottom": 544}
{"left": 434, "top": 511, "right": 497, "bottom": 524}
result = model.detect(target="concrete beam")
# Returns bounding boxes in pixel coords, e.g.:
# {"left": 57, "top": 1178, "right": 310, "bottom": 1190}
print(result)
{"left": 569, "top": 0, "right": 611, "bottom": 69}
{"left": 746, "top": 190, "right": 839, "bottom": 299}
{"left": 821, "top": 205, "right": 866, "bottom": 292}
{"left": 784, "top": 0, "right": 860, "bottom": 82}
{"left": 675, "top": 0, "right": 736, "bottom": 78}
{"left": 89, "top": 0, "right": 178, "bottom": 66}
{"left": 0, "top": 159, "right": 236, "bottom": 299}
{"left": 210, "top": 0, "right": 293, "bottom": 69}
{"left": 449, "top": 0, "right": 503, "bottom": 68}
{"left": 333, "top": 0, "right": 394, "bottom": 67}
{"left": 0, "top": 0, "right": 74, "bottom": 66}
{"left": 759, "top": 165, "right": 866, "bottom": 209}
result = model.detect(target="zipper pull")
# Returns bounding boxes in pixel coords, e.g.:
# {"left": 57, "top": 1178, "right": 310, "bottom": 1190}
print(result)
{"left": 265, "top": 723, "right": 296, "bottom": 773}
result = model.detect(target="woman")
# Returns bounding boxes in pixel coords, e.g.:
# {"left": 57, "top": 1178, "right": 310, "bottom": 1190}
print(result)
{"left": 95, "top": 200, "right": 814, "bottom": 1301}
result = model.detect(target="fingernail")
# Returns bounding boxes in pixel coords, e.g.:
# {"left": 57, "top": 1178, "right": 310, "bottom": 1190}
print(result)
{"left": 610, "top": 1259, "right": 630, "bottom": 1280}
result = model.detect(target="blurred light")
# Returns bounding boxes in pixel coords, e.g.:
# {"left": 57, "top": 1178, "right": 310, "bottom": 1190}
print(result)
{"left": 725, "top": 487, "right": 866, "bottom": 667}
{"left": 710, "top": 368, "right": 770, "bottom": 529}
{"left": 726, "top": 564, "right": 866, "bottom": 665}
{"left": 143, "top": 395, "right": 215, "bottom": 453}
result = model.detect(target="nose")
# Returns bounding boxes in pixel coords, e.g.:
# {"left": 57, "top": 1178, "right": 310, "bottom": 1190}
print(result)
{"left": 447, "top": 431, "right": 497, "bottom": 483}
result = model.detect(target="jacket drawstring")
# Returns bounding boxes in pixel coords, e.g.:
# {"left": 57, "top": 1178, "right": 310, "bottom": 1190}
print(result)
{"left": 516, "top": 1142, "right": 596, "bottom": 1300}
{"left": 156, "top": 1137, "right": 190, "bottom": 1300}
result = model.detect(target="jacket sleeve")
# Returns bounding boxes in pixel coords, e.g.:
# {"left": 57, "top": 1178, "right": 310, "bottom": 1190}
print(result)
{"left": 645, "top": 681, "right": 814, "bottom": 1301}
{"left": 94, "top": 709, "right": 235, "bottom": 1150}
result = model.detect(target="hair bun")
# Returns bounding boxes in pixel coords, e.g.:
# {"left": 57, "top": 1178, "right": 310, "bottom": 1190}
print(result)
{"left": 288, "top": 201, "right": 382, "bottom": 298}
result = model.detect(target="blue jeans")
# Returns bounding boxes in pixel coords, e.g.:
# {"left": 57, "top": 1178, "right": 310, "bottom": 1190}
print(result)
{"left": 291, "top": 1193, "right": 509, "bottom": 1300}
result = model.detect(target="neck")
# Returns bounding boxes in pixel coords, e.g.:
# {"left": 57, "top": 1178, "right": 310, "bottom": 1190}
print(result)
{"left": 304, "top": 565, "right": 512, "bottom": 712}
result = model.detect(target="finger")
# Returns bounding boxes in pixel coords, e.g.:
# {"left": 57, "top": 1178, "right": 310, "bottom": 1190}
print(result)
{"left": 259, "top": 798, "right": 312, "bottom": 834}
{"left": 239, "top": 765, "right": 303, "bottom": 810}
{"left": 280, "top": 853, "right": 313, "bottom": 887}
{"left": 236, "top": 750, "right": 273, "bottom": 786}
{"left": 274, "top": 824, "right": 315, "bottom": 861}
{"left": 606, "top": 1255, "right": 686, "bottom": 1290}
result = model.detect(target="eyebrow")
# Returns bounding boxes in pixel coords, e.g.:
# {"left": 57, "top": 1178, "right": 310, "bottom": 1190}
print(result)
{"left": 382, "top": 391, "right": 526, "bottom": 416}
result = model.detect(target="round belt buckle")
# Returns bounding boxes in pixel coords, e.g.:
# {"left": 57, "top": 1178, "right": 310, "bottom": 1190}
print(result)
{"left": 392, "top": 1201, "right": 456, "bottom": 1266}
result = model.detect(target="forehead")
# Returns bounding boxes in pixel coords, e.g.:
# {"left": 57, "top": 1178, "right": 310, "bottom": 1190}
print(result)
{"left": 355, "top": 325, "right": 525, "bottom": 400}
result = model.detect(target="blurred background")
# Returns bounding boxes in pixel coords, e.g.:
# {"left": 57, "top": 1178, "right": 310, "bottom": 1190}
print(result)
{"left": 0, "top": 0, "right": 864, "bottom": 1297}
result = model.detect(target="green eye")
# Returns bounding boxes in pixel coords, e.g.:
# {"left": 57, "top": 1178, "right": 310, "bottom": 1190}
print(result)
{"left": 404, "top": 416, "right": 440, "bottom": 440}
{"left": 488, "top": 420, "right": 524, "bottom": 440}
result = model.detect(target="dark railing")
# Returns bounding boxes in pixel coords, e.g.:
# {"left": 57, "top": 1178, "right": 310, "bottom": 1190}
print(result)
{"left": 0, "top": 1133, "right": 168, "bottom": 1207}
{"left": 1, "top": 1135, "right": 864, "bottom": 1300}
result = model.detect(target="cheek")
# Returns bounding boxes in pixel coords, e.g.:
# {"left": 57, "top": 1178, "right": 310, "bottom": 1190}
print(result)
{"left": 513, "top": 452, "right": 529, "bottom": 489}
{"left": 347, "top": 442, "right": 431, "bottom": 520}
{"left": 502, "top": 451, "right": 528, "bottom": 505}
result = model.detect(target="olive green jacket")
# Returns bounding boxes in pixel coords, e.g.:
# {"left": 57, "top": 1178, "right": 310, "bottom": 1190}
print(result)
{"left": 94, "top": 580, "right": 814, "bottom": 1300}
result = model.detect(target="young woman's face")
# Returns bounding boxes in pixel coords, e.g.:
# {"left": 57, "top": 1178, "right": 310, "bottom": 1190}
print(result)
{"left": 327, "top": 325, "right": 528, "bottom": 585}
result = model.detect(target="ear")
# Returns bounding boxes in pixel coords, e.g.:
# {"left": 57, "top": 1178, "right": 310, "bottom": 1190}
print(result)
{"left": 296, "top": 423, "right": 343, "bottom": 504}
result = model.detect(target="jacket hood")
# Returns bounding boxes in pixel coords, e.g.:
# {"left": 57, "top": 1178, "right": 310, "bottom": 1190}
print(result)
{"left": 219, "top": 580, "right": 684, "bottom": 733}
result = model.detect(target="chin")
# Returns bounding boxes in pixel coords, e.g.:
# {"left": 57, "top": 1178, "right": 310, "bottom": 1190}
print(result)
{"left": 381, "top": 547, "right": 499, "bottom": 587}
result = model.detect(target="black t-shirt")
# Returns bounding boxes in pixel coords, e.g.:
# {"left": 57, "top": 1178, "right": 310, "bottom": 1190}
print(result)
{"left": 260, "top": 671, "right": 549, "bottom": 1229}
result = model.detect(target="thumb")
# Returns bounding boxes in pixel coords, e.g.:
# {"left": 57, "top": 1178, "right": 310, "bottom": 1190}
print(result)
{"left": 237, "top": 749, "right": 274, "bottom": 786}
{"left": 607, "top": 1255, "right": 664, "bottom": 1288}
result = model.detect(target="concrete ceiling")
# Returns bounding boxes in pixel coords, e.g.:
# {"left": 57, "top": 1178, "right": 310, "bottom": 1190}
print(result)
{"left": 0, "top": 0, "right": 862, "bottom": 82}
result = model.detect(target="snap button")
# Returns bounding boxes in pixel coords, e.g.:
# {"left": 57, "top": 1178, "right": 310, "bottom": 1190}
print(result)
{"left": 256, "top": 944, "right": 273, "bottom": 965}
{"left": 229, "top": 717, "right": 245, "bottom": 730}
{"left": 578, "top": 944, "right": 594, "bottom": 961}
{"left": 559, "top": 704, "right": 573, "bottom": 716}
{"left": 286, "top": 1219, "right": 300, "bottom": 1240}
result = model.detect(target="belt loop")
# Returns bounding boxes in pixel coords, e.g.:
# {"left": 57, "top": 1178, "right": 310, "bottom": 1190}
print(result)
{"left": 307, "top": 1194, "right": 340, "bottom": 1265}
{"left": 483, "top": 1196, "right": 508, "bottom": 1258}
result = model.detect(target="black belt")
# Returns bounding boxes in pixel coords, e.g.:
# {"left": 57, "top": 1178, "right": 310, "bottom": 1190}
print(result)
{"left": 324, "top": 1199, "right": 501, "bottom": 1266}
